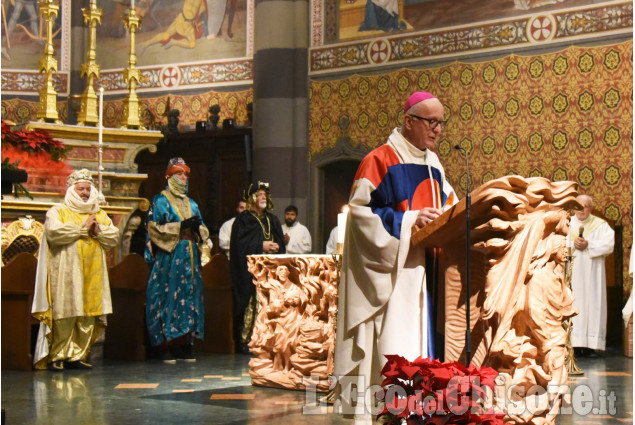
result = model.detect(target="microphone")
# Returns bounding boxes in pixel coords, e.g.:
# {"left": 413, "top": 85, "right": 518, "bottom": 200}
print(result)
{"left": 454, "top": 145, "right": 469, "bottom": 192}
{"left": 579, "top": 227, "right": 584, "bottom": 238}
{"left": 455, "top": 143, "right": 472, "bottom": 366}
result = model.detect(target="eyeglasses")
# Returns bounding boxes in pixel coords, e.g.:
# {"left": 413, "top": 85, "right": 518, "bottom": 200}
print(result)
{"left": 408, "top": 114, "right": 447, "bottom": 130}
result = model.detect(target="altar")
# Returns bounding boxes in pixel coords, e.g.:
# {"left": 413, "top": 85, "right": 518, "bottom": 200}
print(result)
{"left": 246, "top": 254, "right": 340, "bottom": 392}
{"left": 1, "top": 122, "right": 163, "bottom": 264}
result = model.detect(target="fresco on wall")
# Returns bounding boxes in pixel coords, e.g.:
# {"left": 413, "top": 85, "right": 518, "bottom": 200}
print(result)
{"left": 96, "top": 0, "right": 248, "bottom": 70}
{"left": 339, "top": 0, "right": 604, "bottom": 40}
{"left": 1, "top": 0, "right": 63, "bottom": 69}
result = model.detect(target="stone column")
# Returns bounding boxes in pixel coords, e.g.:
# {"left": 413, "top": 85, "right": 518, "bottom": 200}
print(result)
{"left": 252, "top": 0, "right": 309, "bottom": 226}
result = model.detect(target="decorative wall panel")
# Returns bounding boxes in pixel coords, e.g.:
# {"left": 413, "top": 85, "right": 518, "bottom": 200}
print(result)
{"left": 309, "top": 41, "right": 633, "bottom": 290}
{"left": 2, "top": 88, "right": 253, "bottom": 130}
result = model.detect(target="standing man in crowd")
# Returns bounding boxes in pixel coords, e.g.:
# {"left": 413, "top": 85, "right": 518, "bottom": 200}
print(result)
{"left": 570, "top": 194, "right": 614, "bottom": 357}
{"left": 230, "top": 182, "right": 285, "bottom": 354}
{"left": 218, "top": 199, "right": 246, "bottom": 258}
{"left": 281, "top": 205, "right": 312, "bottom": 254}
{"left": 32, "top": 169, "right": 119, "bottom": 370}
{"left": 333, "top": 91, "right": 456, "bottom": 419}
{"left": 145, "top": 158, "right": 209, "bottom": 364}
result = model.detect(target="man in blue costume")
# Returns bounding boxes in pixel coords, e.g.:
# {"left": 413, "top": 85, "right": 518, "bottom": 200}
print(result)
{"left": 230, "top": 182, "right": 286, "bottom": 354}
{"left": 334, "top": 91, "right": 457, "bottom": 422}
{"left": 145, "top": 157, "right": 209, "bottom": 364}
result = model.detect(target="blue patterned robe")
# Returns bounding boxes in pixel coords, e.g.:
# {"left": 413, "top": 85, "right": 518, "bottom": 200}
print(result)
{"left": 145, "top": 190, "right": 207, "bottom": 346}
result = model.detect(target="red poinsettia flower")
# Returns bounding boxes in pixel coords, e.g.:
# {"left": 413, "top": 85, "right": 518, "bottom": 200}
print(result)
{"left": 468, "top": 364, "right": 499, "bottom": 391}
{"left": 377, "top": 355, "right": 502, "bottom": 425}
{"left": 1, "top": 120, "right": 11, "bottom": 137}
{"left": 1, "top": 119, "right": 70, "bottom": 161}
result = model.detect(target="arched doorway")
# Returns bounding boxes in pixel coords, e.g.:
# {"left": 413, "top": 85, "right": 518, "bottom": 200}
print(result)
{"left": 321, "top": 160, "right": 359, "bottom": 251}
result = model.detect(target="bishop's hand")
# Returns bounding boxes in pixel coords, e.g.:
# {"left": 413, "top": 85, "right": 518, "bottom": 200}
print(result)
{"left": 415, "top": 207, "right": 442, "bottom": 227}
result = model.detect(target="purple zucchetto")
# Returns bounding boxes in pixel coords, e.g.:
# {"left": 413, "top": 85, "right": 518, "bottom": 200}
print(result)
{"left": 403, "top": 91, "right": 437, "bottom": 113}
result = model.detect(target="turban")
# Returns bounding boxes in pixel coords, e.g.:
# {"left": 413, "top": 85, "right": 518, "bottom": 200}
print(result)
{"left": 403, "top": 91, "right": 437, "bottom": 113}
{"left": 165, "top": 157, "right": 190, "bottom": 178}
{"left": 66, "top": 169, "right": 94, "bottom": 187}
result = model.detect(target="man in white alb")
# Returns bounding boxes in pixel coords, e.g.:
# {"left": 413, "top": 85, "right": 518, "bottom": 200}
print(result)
{"left": 281, "top": 205, "right": 312, "bottom": 254}
{"left": 218, "top": 199, "right": 246, "bottom": 258}
{"left": 570, "top": 194, "right": 614, "bottom": 357}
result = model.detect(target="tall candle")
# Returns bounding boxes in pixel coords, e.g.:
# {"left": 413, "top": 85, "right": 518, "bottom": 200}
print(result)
{"left": 98, "top": 87, "right": 104, "bottom": 146}
{"left": 131, "top": 0, "right": 135, "bottom": 9}
{"left": 337, "top": 205, "right": 349, "bottom": 244}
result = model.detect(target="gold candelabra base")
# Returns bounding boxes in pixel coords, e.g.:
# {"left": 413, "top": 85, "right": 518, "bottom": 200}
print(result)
{"left": 120, "top": 8, "right": 145, "bottom": 130}
{"left": 77, "top": 4, "right": 103, "bottom": 126}
{"left": 36, "top": 0, "right": 61, "bottom": 124}
{"left": 77, "top": 86, "right": 99, "bottom": 126}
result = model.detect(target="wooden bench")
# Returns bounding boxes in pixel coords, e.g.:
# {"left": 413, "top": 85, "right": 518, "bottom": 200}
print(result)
{"left": 196, "top": 254, "right": 234, "bottom": 353}
{"left": 104, "top": 253, "right": 149, "bottom": 361}
{"left": 1, "top": 253, "right": 37, "bottom": 370}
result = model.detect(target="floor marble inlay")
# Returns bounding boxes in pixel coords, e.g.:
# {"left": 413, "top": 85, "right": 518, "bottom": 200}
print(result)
{"left": 115, "top": 383, "right": 160, "bottom": 389}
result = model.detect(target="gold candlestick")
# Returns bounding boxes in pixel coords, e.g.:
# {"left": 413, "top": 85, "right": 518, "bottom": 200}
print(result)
{"left": 36, "top": 0, "right": 61, "bottom": 124}
{"left": 77, "top": 2, "right": 103, "bottom": 126}
{"left": 120, "top": 7, "right": 144, "bottom": 129}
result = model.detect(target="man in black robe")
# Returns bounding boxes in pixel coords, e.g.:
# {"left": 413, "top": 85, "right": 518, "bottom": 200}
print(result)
{"left": 230, "top": 181, "right": 285, "bottom": 354}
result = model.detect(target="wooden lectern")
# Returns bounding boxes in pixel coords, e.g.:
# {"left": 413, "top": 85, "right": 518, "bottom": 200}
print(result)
{"left": 412, "top": 176, "right": 580, "bottom": 425}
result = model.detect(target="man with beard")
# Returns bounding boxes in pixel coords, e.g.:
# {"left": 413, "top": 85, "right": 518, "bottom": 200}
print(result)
{"left": 230, "top": 182, "right": 285, "bottom": 354}
{"left": 281, "top": 205, "right": 312, "bottom": 254}
{"left": 145, "top": 157, "right": 209, "bottom": 363}
{"left": 32, "top": 169, "right": 119, "bottom": 370}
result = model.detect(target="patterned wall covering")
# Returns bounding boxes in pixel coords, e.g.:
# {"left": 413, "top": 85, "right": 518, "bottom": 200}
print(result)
{"left": 2, "top": 88, "right": 253, "bottom": 130}
{"left": 309, "top": 40, "right": 633, "bottom": 291}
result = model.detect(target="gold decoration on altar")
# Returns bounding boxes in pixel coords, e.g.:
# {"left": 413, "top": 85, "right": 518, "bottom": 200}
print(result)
{"left": 1, "top": 216, "right": 44, "bottom": 266}
{"left": 77, "top": 2, "right": 103, "bottom": 126}
{"left": 120, "top": 7, "right": 144, "bottom": 130}
{"left": 36, "top": 0, "right": 61, "bottom": 124}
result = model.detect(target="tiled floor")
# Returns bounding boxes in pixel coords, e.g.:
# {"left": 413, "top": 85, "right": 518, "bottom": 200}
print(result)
{"left": 1, "top": 350, "right": 632, "bottom": 425}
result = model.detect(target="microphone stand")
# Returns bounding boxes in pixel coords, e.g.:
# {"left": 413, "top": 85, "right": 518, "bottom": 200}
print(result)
{"left": 455, "top": 145, "right": 471, "bottom": 367}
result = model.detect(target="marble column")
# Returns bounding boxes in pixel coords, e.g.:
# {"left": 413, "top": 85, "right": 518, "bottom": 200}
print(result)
{"left": 252, "top": 0, "right": 309, "bottom": 223}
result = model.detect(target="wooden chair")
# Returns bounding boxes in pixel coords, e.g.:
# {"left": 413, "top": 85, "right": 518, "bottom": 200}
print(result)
{"left": 196, "top": 254, "right": 234, "bottom": 353}
{"left": 104, "top": 254, "right": 149, "bottom": 361}
{"left": 1, "top": 252, "right": 37, "bottom": 370}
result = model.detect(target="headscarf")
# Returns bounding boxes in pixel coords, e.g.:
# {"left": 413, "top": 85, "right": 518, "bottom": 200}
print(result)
{"left": 66, "top": 168, "right": 94, "bottom": 187}
{"left": 165, "top": 157, "right": 189, "bottom": 197}
{"left": 64, "top": 169, "right": 100, "bottom": 213}
{"left": 165, "top": 157, "right": 190, "bottom": 178}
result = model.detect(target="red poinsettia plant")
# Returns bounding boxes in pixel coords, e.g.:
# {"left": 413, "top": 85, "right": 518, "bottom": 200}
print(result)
{"left": 1, "top": 119, "right": 74, "bottom": 195}
{"left": 1, "top": 119, "right": 70, "bottom": 161}
{"left": 376, "top": 355, "right": 505, "bottom": 425}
